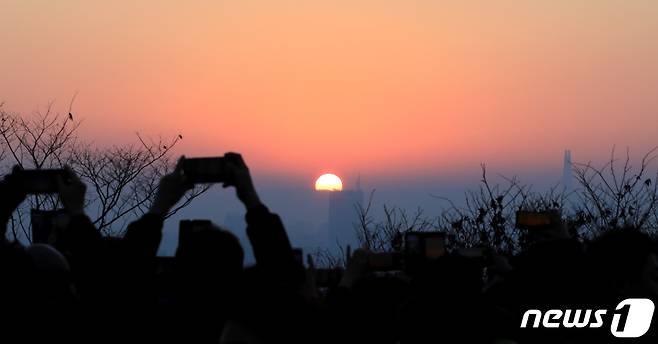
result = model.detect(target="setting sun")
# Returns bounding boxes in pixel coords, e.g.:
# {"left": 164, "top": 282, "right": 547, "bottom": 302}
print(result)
{"left": 314, "top": 173, "right": 343, "bottom": 191}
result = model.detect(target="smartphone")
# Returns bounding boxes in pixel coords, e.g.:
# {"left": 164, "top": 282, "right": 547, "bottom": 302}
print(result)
{"left": 405, "top": 233, "right": 422, "bottom": 254}
{"left": 178, "top": 219, "right": 213, "bottom": 248}
{"left": 182, "top": 157, "right": 227, "bottom": 183}
{"left": 404, "top": 232, "right": 446, "bottom": 259}
{"left": 424, "top": 234, "right": 447, "bottom": 259}
{"left": 31, "top": 209, "right": 68, "bottom": 244}
{"left": 404, "top": 232, "right": 446, "bottom": 273}
{"left": 15, "top": 169, "right": 68, "bottom": 194}
{"left": 515, "top": 210, "right": 556, "bottom": 229}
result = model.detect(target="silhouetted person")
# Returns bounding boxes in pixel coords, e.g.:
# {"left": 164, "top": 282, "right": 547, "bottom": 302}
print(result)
{"left": 5, "top": 157, "right": 658, "bottom": 344}
{"left": 173, "top": 223, "right": 244, "bottom": 343}
{"left": 583, "top": 227, "right": 658, "bottom": 343}
{"left": 486, "top": 213, "right": 586, "bottom": 343}
{"left": 219, "top": 153, "right": 308, "bottom": 343}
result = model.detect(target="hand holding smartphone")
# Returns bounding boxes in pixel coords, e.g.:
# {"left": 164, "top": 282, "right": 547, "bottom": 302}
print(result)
{"left": 404, "top": 232, "right": 447, "bottom": 274}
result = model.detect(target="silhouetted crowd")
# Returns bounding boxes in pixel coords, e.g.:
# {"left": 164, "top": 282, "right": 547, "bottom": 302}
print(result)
{"left": 1, "top": 153, "right": 657, "bottom": 343}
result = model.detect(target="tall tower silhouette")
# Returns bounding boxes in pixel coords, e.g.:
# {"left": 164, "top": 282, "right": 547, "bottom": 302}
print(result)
{"left": 562, "top": 150, "right": 572, "bottom": 190}
{"left": 328, "top": 176, "right": 363, "bottom": 248}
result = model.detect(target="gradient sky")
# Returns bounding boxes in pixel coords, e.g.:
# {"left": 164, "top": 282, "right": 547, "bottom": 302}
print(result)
{"left": 2, "top": 0, "right": 658, "bottom": 183}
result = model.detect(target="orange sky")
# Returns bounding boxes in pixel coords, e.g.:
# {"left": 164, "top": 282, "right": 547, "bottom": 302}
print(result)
{"left": 2, "top": 1, "right": 658, "bottom": 181}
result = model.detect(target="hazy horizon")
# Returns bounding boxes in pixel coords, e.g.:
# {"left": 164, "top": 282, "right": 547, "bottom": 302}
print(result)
{"left": 3, "top": 1, "right": 658, "bottom": 259}
{"left": 156, "top": 157, "right": 574, "bottom": 261}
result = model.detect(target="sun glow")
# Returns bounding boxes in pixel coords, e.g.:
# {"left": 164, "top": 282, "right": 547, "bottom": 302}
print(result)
{"left": 314, "top": 173, "right": 343, "bottom": 191}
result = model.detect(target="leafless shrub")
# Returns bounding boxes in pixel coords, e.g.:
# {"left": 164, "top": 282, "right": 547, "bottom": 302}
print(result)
{"left": 572, "top": 146, "right": 658, "bottom": 238}
{"left": 355, "top": 190, "right": 435, "bottom": 252}
{"left": 433, "top": 165, "right": 532, "bottom": 254}
{"left": 352, "top": 148, "right": 658, "bottom": 255}
{"left": 310, "top": 246, "right": 346, "bottom": 269}
{"left": 0, "top": 101, "right": 208, "bottom": 239}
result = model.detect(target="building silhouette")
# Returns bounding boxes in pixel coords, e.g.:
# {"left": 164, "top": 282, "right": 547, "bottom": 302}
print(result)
{"left": 562, "top": 149, "right": 572, "bottom": 191}
{"left": 328, "top": 176, "right": 363, "bottom": 248}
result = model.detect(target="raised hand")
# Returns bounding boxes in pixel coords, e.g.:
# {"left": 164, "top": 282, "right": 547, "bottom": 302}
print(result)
{"left": 223, "top": 152, "right": 262, "bottom": 209}
{"left": 149, "top": 157, "right": 194, "bottom": 216}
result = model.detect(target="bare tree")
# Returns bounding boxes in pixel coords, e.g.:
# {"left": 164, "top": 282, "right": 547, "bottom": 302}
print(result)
{"left": 432, "top": 165, "right": 535, "bottom": 254}
{"left": 311, "top": 247, "right": 347, "bottom": 269}
{"left": 355, "top": 190, "right": 435, "bottom": 252}
{"left": 349, "top": 148, "right": 658, "bottom": 256}
{"left": 354, "top": 165, "right": 572, "bottom": 255}
{"left": 0, "top": 101, "right": 79, "bottom": 239}
{"left": 573, "top": 147, "right": 658, "bottom": 237}
{"left": 70, "top": 134, "right": 209, "bottom": 235}
{"left": 0, "top": 101, "right": 208, "bottom": 239}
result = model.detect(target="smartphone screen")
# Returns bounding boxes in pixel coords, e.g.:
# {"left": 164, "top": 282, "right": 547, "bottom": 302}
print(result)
{"left": 405, "top": 233, "right": 421, "bottom": 254}
{"left": 182, "top": 157, "right": 227, "bottom": 183}
{"left": 516, "top": 211, "right": 554, "bottom": 228}
{"left": 424, "top": 235, "right": 446, "bottom": 259}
